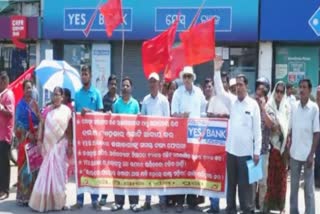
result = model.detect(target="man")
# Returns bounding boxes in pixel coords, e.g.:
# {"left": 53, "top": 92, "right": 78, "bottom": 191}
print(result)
{"left": 99, "top": 74, "right": 119, "bottom": 206}
{"left": 171, "top": 66, "right": 207, "bottom": 213}
{"left": 102, "top": 74, "right": 119, "bottom": 113}
{"left": 0, "top": 71, "right": 15, "bottom": 201}
{"left": 286, "top": 83, "right": 297, "bottom": 107}
{"left": 229, "top": 78, "right": 237, "bottom": 95}
{"left": 315, "top": 86, "right": 320, "bottom": 188}
{"left": 111, "top": 76, "right": 141, "bottom": 212}
{"left": 214, "top": 58, "right": 262, "bottom": 214}
{"left": 254, "top": 80, "right": 273, "bottom": 213}
{"left": 203, "top": 78, "right": 214, "bottom": 102}
{"left": 289, "top": 79, "right": 319, "bottom": 214}
{"left": 141, "top": 72, "right": 170, "bottom": 213}
{"left": 72, "top": 65, "right": 103, "bottom": 211}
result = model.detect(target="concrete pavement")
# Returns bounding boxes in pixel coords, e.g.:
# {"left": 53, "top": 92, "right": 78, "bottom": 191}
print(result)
{"left": 0, "top": 165, "right": 319, "bottom": 213}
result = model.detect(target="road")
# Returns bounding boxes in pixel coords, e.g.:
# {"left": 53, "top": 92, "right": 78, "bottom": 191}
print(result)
{"left": 0, "top": 165, "right": 319, "bottom": 213}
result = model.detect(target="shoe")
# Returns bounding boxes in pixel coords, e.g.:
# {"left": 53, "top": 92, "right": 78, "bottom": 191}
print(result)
{"left": 71, "top": 203, "right": 83, "bottom": 210}
{"left": 111, "top": 204, "right": 123, "bottom": 212}
{"left": 130, "top": 204, "right": 143, "bottom": 212}
{"left": 160, "top": 204, "right": 168, "bottom": 213}
{"left": 175, "top": 205, "right": 184, "bottom": 213}
{"left": 92, "top": 202, "right": 102, "bottom": 211}
{"left": 99, "top": 198, "right": 107, "bottom": 206}
{"left": 143, "top": 202, "right": 151, "bottom": 210}
{"left": 0, "top": 192, "right": 9, "bottom": 201}
{"left": 207, "top": 208, "right": 220, "bottom": 213}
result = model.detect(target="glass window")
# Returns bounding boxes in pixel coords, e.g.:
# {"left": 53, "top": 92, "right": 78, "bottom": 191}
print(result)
{"left": 63, "top": 44, "right": 91, "bottom": 72}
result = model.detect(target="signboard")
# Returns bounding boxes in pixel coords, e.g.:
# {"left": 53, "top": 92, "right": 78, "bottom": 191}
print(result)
{"left": 275, "top": 46, "right": 319, "bottom": 92}
{"left": 75, "top": 113, "right": 227, "bottom": 197}
{"left": 91, "top": 44, "right": 111, "bottom": 97}
{"left": 43, "top": 0, "right": 259, "bottom": 41}
{"left": 261, "top": 0, "right": 320, "bottom": 41}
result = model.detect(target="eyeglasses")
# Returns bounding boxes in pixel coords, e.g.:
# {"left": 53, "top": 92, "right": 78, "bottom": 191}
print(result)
{"left": 183, "top": 75, "right": 193, "bottom": 79}
{"left": 276, "top": 89, "right": 285, "bottom": 94}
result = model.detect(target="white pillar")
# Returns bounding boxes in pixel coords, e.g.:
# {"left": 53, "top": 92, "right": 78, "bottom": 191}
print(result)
{"left": 258, "top": 42, "right": 273, "bottom": 86}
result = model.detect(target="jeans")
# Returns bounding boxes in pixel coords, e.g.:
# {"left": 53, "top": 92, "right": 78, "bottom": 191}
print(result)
{"left": 210, "top": 198, "right": 220, "bottom": 210}
{"left": 290, "top": 158, "right": 315, "bottom": 214}
{"left": 77, "top": 193, "right": 99, "bottom": 205}
{"left": 145, "top": 195, "right": 166, "bottom": 204}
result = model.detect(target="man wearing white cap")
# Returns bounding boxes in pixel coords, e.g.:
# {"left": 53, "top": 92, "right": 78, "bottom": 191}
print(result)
{"left": 171, "top": 66, "right": 207, "bottom": 213}
{"left": 229, "top": 78, "right": 237, "bottom": 95}
{"left": 141, "top": 72, "right": 170, "bottom": 212}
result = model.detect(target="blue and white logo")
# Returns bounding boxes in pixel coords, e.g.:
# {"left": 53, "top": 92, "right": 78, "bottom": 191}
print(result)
{"left": 309, "top": 7, "right": 320, "bottom": 36}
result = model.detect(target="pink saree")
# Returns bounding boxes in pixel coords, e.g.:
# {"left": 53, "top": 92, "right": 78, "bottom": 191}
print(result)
{"left": 29, "top": 104, "right": 71, "bottom": 212}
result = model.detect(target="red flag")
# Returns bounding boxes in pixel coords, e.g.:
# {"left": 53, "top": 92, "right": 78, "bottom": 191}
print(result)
{"left": 164, "top": 44, "right": 185, "bottom": 82}
{"left": 100, "top": 0, "right": 124, "bottom": 37}
{"left": 142, "top": 18, "right": 179, "bottom": 79}
{"left": 8, "top": 66, "right": 35, "bottom": 104}
{"left": 180, "top": 18, "right": 215, "bottom": 66}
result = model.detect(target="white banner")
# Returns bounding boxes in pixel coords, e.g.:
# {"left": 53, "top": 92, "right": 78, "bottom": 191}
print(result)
{"left": 91, "top": 44, "right": 111, "bottom": 96}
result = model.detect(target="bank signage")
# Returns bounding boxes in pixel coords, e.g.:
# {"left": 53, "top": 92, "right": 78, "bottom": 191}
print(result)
{"left": 43, "top": 0, "right": 258, "bottom": 41}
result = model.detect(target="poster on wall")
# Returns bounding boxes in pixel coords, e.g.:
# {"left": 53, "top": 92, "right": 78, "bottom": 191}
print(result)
{"left": 91, "top": 44, "right": 111, "bottom": 96}
{"left": 275, "top": 46, "right": 319, "bottom": 94}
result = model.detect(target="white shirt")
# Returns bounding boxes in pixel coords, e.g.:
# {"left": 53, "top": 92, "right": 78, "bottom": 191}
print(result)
{"left": 171, "top": 85, "right": 207, "bottom": 118}
{"left": 287, "top": 95, "right": 297, "bottom": 108}
{"left": 214, "top": 71, "right": 262, "bottom": 156}
{"left": 141, "top": 93, "right": 170, "bottom": 117}
{"left": 207, "top": 95, "right": 231, "bottom": 115}
{"left": 290, "top": 99, "right": 320, "bottom": 161}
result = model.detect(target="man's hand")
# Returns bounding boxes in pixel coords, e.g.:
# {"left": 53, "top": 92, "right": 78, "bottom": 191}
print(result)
{"left": 253, "top": 155, "right": 260, "bottom": 166}
{"left": 81, "top": 108, "right": 92, "bottom": 116}
{"left": 214, "top": 56, "right": 224, "bottom": 72}
{"left": 182, "top": 112, "right": 190, "bottom": 118}
{"left": 306, "top": 153, "right": 314, "bottom": 168}
{"left": 286, "top": 136, "right": 292, "bottom": 150}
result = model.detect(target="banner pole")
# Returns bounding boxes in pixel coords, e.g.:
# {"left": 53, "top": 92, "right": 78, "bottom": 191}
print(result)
{"left": 188, "top": 0, "right": 207, "bottom": 29}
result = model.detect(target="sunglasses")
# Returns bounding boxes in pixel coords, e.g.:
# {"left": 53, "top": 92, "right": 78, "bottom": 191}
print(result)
{"left": 276, "top": 89, "right": 285, "bottom": 94}
{"left": 183, "top": 75, "right": 193, "bottom": 79}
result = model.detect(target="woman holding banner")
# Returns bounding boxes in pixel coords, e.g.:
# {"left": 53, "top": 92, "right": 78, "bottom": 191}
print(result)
{"left": 264, "top": 81, "right": 290, "bottom": 213}
{"left": 29, "top": 87, "right": 72, "bottom": 212}
{"left": 15, "top": 80, "right": 41, "bottom": 206}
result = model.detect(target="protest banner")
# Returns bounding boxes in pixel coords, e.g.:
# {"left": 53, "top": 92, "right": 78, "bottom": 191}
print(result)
{"left": 74, "top": 113, "right": 227, "bottom": 197}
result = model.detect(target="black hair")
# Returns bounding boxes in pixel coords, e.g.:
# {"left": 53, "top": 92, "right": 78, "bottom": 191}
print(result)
{"left": 299, "top": 78, "right": 312, "bottom": 89}
{"left": 236, "top": 74, "right": 248, "bottom": 85}
{"left": 81, "top": 65, "right": 91, "bottom": 74}
{"left": 286, "top": 82, "right": 293, "bottom": 89}
{"left": 0, "top": 71, "right": 9, "bottom": 82}
{"left": 167, "top": 81, "right": 177, "bottom": 90}
{"left": 221, "top": 71, "right": 230, "bottom": 83}
{"left": 108, "top": 74, "right": 117, "bottom": 84}
{"left": 22, "top": 80, "right": 33, "bottom": 89}
{"left": 54, "top": 86, "right": 64, "bottom": 96}
{"left": 122, "top": 76, "right": 133, "bottom": 86}
{"left": 63, "top": 88, "right": 72, "bottom": 103}
{"left": 203, "top": 78, "right": 213, "bottom": 87}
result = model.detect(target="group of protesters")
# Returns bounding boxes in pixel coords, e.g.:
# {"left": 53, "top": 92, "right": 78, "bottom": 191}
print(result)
{"left": 0, "top": 57, "right": 320, "bottom": 214}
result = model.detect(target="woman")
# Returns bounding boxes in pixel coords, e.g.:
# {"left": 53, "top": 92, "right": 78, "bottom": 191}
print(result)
{"left": 264, "top": 81, "right": 290, "bottom": 213}
{"left": 63, "top": 88, "right": 74, "bottom": 179}
{"left": 15, "top": 80, "right": 41, "bottom": 206}
{"left": 29, "top": 87, "right": 72, "bottom": 212}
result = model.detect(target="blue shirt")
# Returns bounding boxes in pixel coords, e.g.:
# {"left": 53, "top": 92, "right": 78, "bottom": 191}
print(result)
{"left": 113, "top": 97, "right": 140, "bottom": 115}
{"left": 75, "top": 85, "right": 103, "bottom": 112}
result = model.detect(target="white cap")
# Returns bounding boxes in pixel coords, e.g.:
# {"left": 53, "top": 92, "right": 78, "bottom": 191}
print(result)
{"left": 229, "top": 78, "right": 236, "bottom": 86}
{"left": 148, "top": 72, "right": 160, "bottom": 81}
{"left": 179, "top": 66, "right": 196, "bottom": 81}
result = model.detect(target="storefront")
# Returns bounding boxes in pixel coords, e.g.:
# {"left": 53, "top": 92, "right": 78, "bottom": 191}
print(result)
{"left": 0, "top": 16, "right": 40, "bottom": 82}
{"left": 260, "top": 0, "right": 320, "bottom": 94}
{"left": 42, "top": 0, "right": 259, "bottom": 99}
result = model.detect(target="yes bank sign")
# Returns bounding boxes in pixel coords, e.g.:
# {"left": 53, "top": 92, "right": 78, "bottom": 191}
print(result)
{"left": 43, "top": 0, "right": 258, "bottom": 41}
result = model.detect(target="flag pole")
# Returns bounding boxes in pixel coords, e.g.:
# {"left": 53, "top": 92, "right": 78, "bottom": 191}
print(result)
{"left": 120, "top": 23, "right": 125, "bottom": 85}
{"left": 188, "top": 0, "right": 207, "bottom": 29}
